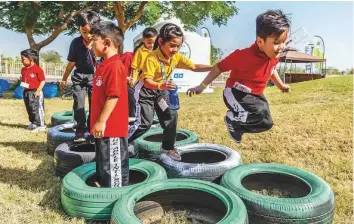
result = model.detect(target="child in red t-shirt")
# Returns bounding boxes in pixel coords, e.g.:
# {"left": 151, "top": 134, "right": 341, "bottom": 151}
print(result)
{"left": 20, "top": 49, "right": 46, "bottom": 132}
{"left": 187, "top": 10, "right": 291, "bottom": 143}
{"left": 90, "top": 22, "right": 129, "bottom": 188}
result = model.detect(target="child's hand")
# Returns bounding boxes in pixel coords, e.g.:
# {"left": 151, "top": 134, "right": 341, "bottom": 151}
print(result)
{"left": 34, "top": 90, "right": 40, "bottom": 97}
{"left": 161, "top": 80, "right": 176, "bottom": 90}
{"left": 92, "top": 121, "right": 106, "bottom": 138}
{"left": 60, "top": 80, "right": 67, "bottom": 91}
{"left": 127, "top": 76, "right": 134, "bottom": 87}
{"left": 280, "top": 84, "right": 291, "bottom": 93}
{"left": 186, "top": 85, "right": 204, "bottom": 97}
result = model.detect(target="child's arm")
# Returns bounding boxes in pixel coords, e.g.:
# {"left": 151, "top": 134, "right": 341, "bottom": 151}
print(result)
{"left": 270, "top": 70, "right": 290, "bottom": 93}
{"left": 191, "top": 64, "right": 213, "bottom": 72}
{"left": 60, "top": 62, "right": 75, "bottom": 91}
{"left": 186, "top": 64, "right": 222, "bottom": 96}
{"left": 144, "top": 79, "right": 176, "bottom": 90}
{"left": 34, "top": 81, "right": 45, "bottom": 97}
{"left": 92, "top": 96, "right": 118, "bottom": 138}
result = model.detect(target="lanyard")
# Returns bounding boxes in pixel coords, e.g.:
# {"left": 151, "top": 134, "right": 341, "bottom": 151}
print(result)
{"left": 160, "top": 61, "right": 175, "bottom": 82}
{"left": 88, "top": 49, "right": 96, "bottom": 72}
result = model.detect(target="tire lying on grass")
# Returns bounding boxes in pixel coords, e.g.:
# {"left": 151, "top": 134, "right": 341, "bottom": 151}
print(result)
{"left": 51, "top": 110, "right": 88, "bottom": 127}
{"left": 110, "top": 179, "right": 248, "bottom": 224}
{"left": 160, "top": 143, "right": 242, "bottom": 182}
{"left": 54, "top": 142, "right": 140, "bottom": 178}
{"left": 134, "top": 128, "right": 198, "bottom": 161}
{"left": 221, "top": 163, "right": 335, "bottom": 224}
{"left": 54, "top": 142, "right": 95, "bottom": 177}
{"left": 61, "top": 159, "right": 167, "bottom": 221}
{"left": 47, "top": 123, "right": 89, "bottom": 156}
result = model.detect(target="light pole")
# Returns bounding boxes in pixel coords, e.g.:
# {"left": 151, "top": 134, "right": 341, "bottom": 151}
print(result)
{"left": 314, "top": 35, "right": 325, "bottom": 74}
{"left": 200, "top": 27, "right": 212, "bottom": 65}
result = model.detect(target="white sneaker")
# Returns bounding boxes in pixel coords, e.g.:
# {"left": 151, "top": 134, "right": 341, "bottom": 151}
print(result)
{"left": 26, "top": 123, "right": 37, "bottom": 130}
{"left": 31, "top": 125, "right": 47, "bottom": 133}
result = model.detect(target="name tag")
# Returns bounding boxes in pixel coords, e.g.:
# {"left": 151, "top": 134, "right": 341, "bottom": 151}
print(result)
{"left": 20, "top": 82, "right": 30, "bottom": 88}
{"left": 233, "top": 82, "right": 252, "bottom": 93}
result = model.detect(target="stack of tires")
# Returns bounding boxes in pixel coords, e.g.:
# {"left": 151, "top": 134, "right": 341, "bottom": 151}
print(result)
{"left": 57, "top": 112, "right": 334, "bottom": 224}
{"left": 61, "top": 159, "right": 167, "bottom": 221}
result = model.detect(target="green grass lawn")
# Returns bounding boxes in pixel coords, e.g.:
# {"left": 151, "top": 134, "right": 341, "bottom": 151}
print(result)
{"left": 0, "top": 76, "right": 352, "bottom": 224}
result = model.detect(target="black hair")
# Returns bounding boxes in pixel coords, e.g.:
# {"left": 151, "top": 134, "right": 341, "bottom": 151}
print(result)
{"left": 156, "top": 23, "right": 184, "bottom": 46}
{"left": 20, "top": 49, "right": 38, "bottom": 65}
{"left": 90, "top": 21, "right": 124, "bottom": 49}
{"left": 142, "top": 27, "right": 158, "bottom": 39}
{"left": 134, "top": 42, "right": 144, "bottom": 53}
{"left": 256, "top": 10, "right": 291, "bottom": 40}
{"left": 78, "top": 10, "right": 100, "bottom": 27}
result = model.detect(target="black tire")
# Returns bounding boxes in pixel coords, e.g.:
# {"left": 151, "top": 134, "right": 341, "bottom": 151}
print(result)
{"left": 221, "top": 163, "right": 335, "bottom": 224}
{"left": 160, "top": 143, "right": 242, "bottom": 182}
{"left": 61, "top": 159, "right": 167, "bottom": 221}
{"left": 51, "top": 110, "right": 88, "bottom": 127}
{"left": 54, "top": 142, "right": 96, "bottom": 178}
{"left": 134, "top": 128, "right": 198, "bottom": 162}
{"left": 47, "top": 123, "right": 89, "bottom": 156}
{"left": 110, "top": 179, "right": 248, "bottom": 224}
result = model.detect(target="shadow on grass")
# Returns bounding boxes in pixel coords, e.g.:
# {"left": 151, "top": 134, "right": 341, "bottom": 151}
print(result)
{"left": 0, "top": 141, "right": 47, "bottom": 155}
{"left": 0, "top": 121, "right": 28, "bottom": 129}
{"left": 0, "top": 155, "right": 56, "bottom": 191}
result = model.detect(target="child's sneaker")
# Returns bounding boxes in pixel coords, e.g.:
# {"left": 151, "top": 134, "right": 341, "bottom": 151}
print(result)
{"left": 26, "top": 123, "right": 37, "bottom": 130}
{"left": 31, "top": 125, "right": 46, "bottom": 133}
{"left": 160, "top": 148, "right": 182, "bottom": 161}
{"left": 224, "top": 111, "right": 243, "bottom": 143}
{"left": 74, "top": 132, "right": 86, "bottom": 142}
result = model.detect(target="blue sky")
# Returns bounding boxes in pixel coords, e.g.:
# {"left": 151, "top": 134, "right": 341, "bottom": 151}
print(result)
{"left": 0, "top": 1, "right": 353, "bottom": 70}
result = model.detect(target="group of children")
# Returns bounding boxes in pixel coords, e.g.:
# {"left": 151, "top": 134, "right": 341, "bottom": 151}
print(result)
{"left": 20, "top": 9, "right": 291, "bottom": 188}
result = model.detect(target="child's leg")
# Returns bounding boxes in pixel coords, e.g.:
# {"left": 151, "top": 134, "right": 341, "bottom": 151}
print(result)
{"left": 87, "top": 85, "right": 92, "bottom": 134}
{"left": 94, "top": 137, "right": 129, "bottom": 187}
{"left": 223, "top": 87, "right": 273, "bottom": 133}
{"left": 128, "top": 83, "right": 155, "bottom": 142}
{"left": 154, "top": 90, "right": 177, "bottom": 150}
{"left": 23, "top": 90, "right": 33, "bottom": 124}
{"left": 72, "top": 84, "right": 87, "bottom": 137}
{"left": 29, "top": 90, "right": 45, "bottom": 127}
{"left": 127, "top": 84, "right": 136, "bottom": 118}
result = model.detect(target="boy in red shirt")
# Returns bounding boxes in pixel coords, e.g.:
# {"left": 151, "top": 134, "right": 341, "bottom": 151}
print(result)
{"left": 187, "top": 10, "right": 291, "bottom": 143}
{"left": 20, "top": 49, "right": 46, "bottom": 132}
{"left": 90, "top": 22, "right": 129, "bottom": 187}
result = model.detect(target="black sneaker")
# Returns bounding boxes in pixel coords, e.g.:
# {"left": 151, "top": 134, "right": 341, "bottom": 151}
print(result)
{"left": 74, "top": 133, "right": 86, "bottom": 143}
{"left": 224, "top": 114, "right": 243, "bottom": 144}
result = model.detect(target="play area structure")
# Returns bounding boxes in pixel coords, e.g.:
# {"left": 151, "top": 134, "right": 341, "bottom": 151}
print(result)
{"left": 279, "top": 47, "right": 327, "bottom": 84}
{"left": 279, "top": 27, "right": 327, "bottom": 84}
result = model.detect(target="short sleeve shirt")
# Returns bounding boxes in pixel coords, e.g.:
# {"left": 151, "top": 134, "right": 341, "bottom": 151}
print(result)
{"left": 218, "top": 42, "right": 280, "bottom": 95}
{"left": 21, "top": 64, "right": 45, "bottom": 90}
{"left": 90, "top": 54, "right": 128, "bottom": 137}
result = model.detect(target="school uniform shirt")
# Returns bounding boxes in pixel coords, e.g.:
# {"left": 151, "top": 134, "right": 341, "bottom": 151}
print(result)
{"left": 218, "top": 42, "right": 280, "bottom": 95}
{"left": 131, "top": 45, "right": 151, "bottom": 72}
{"left": 21, "top": 64, "right": 45, "bottom": 90}
{"left": 121, "top": 52, "right": 135, "bottom": 76}
{"left": 67, "top": 36, "right": 96, "bottom": 74}
{"left": 141, "top": 49, "right": 195, "bottom": 83}
{"left": 90, "top": 54, "right": 128, "bottom": 137}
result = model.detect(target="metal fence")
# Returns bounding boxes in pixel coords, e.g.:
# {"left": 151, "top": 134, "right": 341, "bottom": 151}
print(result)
{"left": 0, "top": 60, "right": 230, "bottom": 85}
{"left": 0, "top": 61, "right": 67, "bottom": 78}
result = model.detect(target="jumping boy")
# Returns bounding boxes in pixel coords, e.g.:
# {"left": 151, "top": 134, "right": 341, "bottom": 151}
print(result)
{"left": 20, "top": 49, "right": 46, "bottom": 132}
{"left": 90, "top": 22, "right": 129, "bottom": 187}
{"left": 187, "top": 10, "right": 291, "bottom": 143}
{"left": 128, "top": 23, "right": 212, "bottom": 161}
{"left": 60, "top": 10, "right": 100, "bottom": 142}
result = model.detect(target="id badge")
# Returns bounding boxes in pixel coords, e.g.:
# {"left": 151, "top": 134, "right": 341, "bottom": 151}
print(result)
{"left": 158, "top": 98, "right": 169, "bottom": 112}
{"left": 20, "top": 82, "right": 30, "bottom": 88}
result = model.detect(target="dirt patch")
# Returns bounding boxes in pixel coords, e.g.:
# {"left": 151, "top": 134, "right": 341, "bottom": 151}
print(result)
{"left": 252, "top": 188, "right": 292, "bottom": 198}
